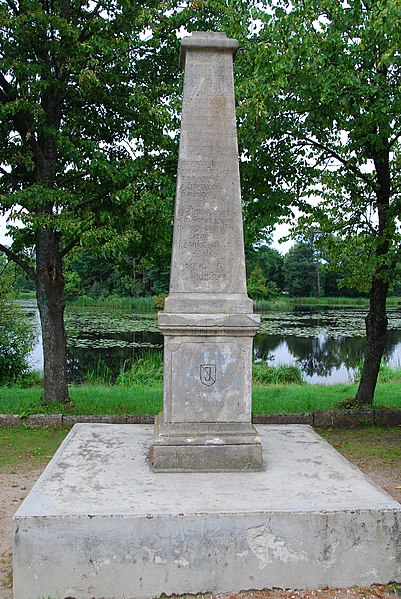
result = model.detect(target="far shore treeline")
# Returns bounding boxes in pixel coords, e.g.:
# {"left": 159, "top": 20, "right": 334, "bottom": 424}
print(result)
{"left": 8, "top": 242, "right": 401, "bottom": 305}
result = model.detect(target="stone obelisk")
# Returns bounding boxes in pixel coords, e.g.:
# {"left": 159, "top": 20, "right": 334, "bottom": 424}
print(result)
{"left": 152, "top": 31, "right": 262, "bottom": 472}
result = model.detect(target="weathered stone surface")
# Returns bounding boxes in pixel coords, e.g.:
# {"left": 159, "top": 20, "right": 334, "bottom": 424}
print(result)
{"left": 124, "top": 413, "right": 155, "bottom": 424}
{"left": 0, "top": 414, "right": 21, "bottom": 426}
{"left": 26, "top": 413, "right": 63, "bottom": 427}
{"left": 62, "top": 414, "right": 127, "bottom": 427}
{"left": 153, "top": 32, "right": 261, "bottom": 471}
{"left": 165, "top": 32, "right": 248, "bottom": 315}
{"left": 13, "top": 424, "right": 401, "bottom": 599}
{"left": 374, "top": 408, "right": 401, "bottom": 426}
{"left": 0, "top": 414, "right": 63, "bottom": 427}
{"left": 254, "top": 413, "right": 313, "bottom": 425}
{"left": 161, "top": 333, "right": 255, "bottom": 424}
{"left": 314, "top": 409, "right": 374, "bottom": 428}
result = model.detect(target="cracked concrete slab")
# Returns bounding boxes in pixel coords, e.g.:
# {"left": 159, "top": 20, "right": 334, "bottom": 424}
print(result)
{"left": 13, "top": 424, "right": 401, "bottom": 599}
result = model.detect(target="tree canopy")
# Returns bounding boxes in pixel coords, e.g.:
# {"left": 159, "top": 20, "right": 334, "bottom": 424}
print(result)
{"left": 243, "top": 0, "right": 401, "bottom": 403}
{"left": 0, "top": 0, "right": 257, "bottom": 402}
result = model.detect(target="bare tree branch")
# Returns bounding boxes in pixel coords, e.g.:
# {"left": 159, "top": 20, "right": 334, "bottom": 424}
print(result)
{"left": 61, "top": 238, "right": 80, "bottom": 258}
{"left": 0, "top": 243, "right": 35, "bottom": 279}
{"left": 295, "top": 134, "right": 375, "bottom": 188}
{"left": 5, "top": 0, "right": 19, "bottom": 14}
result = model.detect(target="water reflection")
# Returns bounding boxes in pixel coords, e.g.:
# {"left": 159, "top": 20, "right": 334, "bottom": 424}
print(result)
{"left": 253, "top": 328, "right": 401, "bottom": 384}
{"left": 22, "top": 301, "right": 401, "bottom": 385}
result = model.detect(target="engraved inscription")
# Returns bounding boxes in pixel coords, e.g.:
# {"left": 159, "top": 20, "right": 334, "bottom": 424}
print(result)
{"left": 200, "top": 364, "right": 216, "bottom": 386}
{"left": 168, "top": 33, "right": 248, "bottom": 294}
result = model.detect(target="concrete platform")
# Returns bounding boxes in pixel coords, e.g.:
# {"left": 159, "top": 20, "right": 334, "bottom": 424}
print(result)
{"left": 13, "top": 424, "right": 401, "bottom": 599}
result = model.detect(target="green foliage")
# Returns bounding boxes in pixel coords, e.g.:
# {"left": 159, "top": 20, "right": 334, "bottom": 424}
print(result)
{"left": 246, "top": 245, "right": 284, "bottom": 299}
{"left": 247, "top": 263, "right": 268, "bottom": 299}
{"left": 82, "top": 352, "right": 164, "bottom": 387}
{"left": 115, "top": 352, "right": 164, "bottom": 387}
{"left": 0, "top": 0, "right": 258, "bottom": 403}
{"left": 248, "top": 0, "right": 401, "bottom": 293}
{"left": 84, "top": 358, "right": 113, "bottom": 386}
{"left": 0, "top": 0, "right": 258, "bottom": 267}
{"left": 253, "top": 362, "right": 304, "bottom": 385}
{"left": 153, "top": 294, "right": 167, "bottom": 311}
{"left": 283, "top": 242, "right": 318, "bottom": 297}
{"left": 0, "top": 259, "right": 34, "bottom": 385}
{"left": 354, "top": 361, "right": 401, "bottom": 384}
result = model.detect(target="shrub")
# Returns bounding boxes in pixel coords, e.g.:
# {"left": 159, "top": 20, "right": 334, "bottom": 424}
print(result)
{"left": 253, "top": 362, "right": 304, "bottom": 385}
{"left": 153, "top": 294, "right": 167, "bottom": 311}
{"left": 116, "top": 352, "right": 163, "bottom": 387}
{"left": 0, "top": 271, "right": 35, "bottom": 385}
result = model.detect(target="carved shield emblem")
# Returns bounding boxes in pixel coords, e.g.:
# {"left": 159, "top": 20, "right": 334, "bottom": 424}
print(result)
{"left": 200, "top": 364, "right": 216, "bottom": 386}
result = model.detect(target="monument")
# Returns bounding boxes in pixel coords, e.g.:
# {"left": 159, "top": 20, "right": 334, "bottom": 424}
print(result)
{"left": 12, "top": 32, "right": 401, "bottom": 599}
{"left": 152, "top": 31, "right": 262, "bottom": 472}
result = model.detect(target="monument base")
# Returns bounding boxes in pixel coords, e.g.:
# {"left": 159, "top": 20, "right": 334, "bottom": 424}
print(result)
{"left": 151, "top": 413, "right": 263, "bottom": 471}
{"left": 155, "top": 311, "right": 261, "bottom": 471}
{"left": 13, "top": 424, "right": 401, "bottom": 599}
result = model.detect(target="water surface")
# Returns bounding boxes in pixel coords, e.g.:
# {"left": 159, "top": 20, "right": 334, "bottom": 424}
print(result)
{"left": 22, "top": 301, "right": 401, "bottom": 385}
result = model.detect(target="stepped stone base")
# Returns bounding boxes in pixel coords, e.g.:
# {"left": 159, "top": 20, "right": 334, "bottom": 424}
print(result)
{"left": 151, "top": 414, "right": 263, "bottom": 471}
{"left": 13, "top": 424, "right": 401, "bottom": 599}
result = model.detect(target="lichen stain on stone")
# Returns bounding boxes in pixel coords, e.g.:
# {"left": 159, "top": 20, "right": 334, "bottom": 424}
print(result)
{"left": 376, "top": 520, "right": 383, "bottom": 543}
{"left": 143, "top": 545, "right": 167, "bottom": 564}
{"left": 246, "top": 524, "right": 308, "bottom": 569}
{"left": 89, "top": 556, "right": 111, "bottom": 575}
{"left": 174, "top": 556, "right": 190, "bottom": 567}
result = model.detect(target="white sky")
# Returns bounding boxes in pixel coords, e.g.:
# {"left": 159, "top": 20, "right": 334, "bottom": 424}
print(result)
{"left": 0, "top": 214, "right": 9, "bottom": 247}
{"left": 271, "top": 222, "right": 293, "bottom": 254}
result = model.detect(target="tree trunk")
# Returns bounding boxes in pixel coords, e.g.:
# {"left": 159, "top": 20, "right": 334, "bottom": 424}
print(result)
{"left": 354, "top": 275, "right": 389, "bottom": 406}
{"left": 354, "top": 121, "right": 392, "bottom": 406}
{"left": 35, "top": 229, "right": 69, "bottom": 404}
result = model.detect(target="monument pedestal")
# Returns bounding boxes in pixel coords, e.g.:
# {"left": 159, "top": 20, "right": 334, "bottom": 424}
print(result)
{"left": 152, "top": 416, "right": 263, "bottom": 472}
{"left": 13, "top": 424, "right": 401, "bottom": 599}
{"left": 152, "top": 312, "right": 262, "bottom": 471}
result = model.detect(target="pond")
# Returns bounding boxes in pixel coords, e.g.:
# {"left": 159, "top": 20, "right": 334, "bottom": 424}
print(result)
{"left": 22, "top": 300, "right": 401, "bottom": 385}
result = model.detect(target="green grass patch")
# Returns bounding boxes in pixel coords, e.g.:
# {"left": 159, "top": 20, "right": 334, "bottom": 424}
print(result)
{"left": 319, "top": 426, "right": 401, "bottom": 464}
{"left": 68, "top": 295, "right": 155, "bottom": 311}
{"left": 69, "top": 385, "right": 162, "bottom": 414}
{"left": 0, "top": 385, "right": 163, "bottom": 416}
{"left": 251, "top": 381, "right": 401, "bottom": 413}
{"left": 0, "top": 380, "right": 400, "bottom": 416}
{"left": 252, "top": 384, "right": 358, "bottom": 413}
{"left": 254, "top": 296, "right": 401, "bottom": 311}
{"left": 0, "top": 426, "right": 68, "bottom": 469}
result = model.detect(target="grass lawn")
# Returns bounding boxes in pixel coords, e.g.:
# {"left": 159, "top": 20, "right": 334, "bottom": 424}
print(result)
{"left": 0, "top": 425, "right": 399, "bottom": 472}
{"left": 318, "top": 426, "right": 401, "bottom": 464}
{"left": 0, "top": 426, "right": 69, "bottom": 469}
{"left": 0, "top": 381, "right": 400, "bottom": 416}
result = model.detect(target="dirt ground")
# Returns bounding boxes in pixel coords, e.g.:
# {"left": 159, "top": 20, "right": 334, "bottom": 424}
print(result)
{"left": 1, "top": 430, "right": 400, "bottom": 599}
